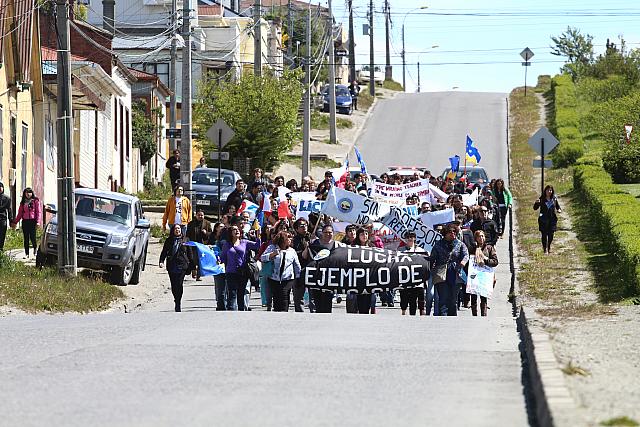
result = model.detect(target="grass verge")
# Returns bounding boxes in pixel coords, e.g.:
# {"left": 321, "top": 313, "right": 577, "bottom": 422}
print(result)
{"left": 0, "top": 252, "right": 124, "bottom": 313}
{"left": 283, "top": 155, "right": 340, "bottom": 169}
{"left": 383, "top": 79, "right": 404, "bottom": 91}
{"left": 2, "top": 228, "right": 43, "bottom": 252}
{"left": 509, "top": 86, "right": 616, "bottom": 316}
{"left": 311, "top": 111, "right": 354, "bottom": 130}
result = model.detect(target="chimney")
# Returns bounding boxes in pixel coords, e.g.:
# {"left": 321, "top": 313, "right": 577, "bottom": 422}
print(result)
{"left": 103, "top": 0, "right": 115, "bottom": 36}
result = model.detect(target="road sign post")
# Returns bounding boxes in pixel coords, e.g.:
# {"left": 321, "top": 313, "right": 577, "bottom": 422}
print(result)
{"left": 206, "top": 119, "right": 235, "bottom": 218}
{"left": 520, "top": 47, "right": 534, "bottom": 96}
{"left": 528, "top": 127, "right": 559, "bottom": 194}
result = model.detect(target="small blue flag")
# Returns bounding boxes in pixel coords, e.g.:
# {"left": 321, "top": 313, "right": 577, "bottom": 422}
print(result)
{"left": 184, "top": 241, "right": 225, "bottom": 276}
{"left": 449, "top": 155, "right": 460, "bottom": 172}
{"left": 354, "top": 146, "right": 368, "bottom": 175}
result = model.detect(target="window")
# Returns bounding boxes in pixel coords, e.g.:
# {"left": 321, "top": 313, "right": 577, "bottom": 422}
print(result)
{"left": 125, "top": 108, "right": 130, "bottom": 160}
{"left": 21, "top": 123, "right": 28, "bottom": 194}
{"left": 129, "top": 62, "right": 170, "bottom": 87}
{"left": 45, "top": 116, "right": 55, "bottom": 171}
{"left": 114, "top": 99, "right": 118, "bottom": 149}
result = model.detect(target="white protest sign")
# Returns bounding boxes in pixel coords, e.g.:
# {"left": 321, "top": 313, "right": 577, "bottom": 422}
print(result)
{"left": 381, "top": 207, "right": 441, "bottom": 252}
{"left": 296, "top": 198, "right": 325, "bottom": 219}
{"left": 419, "top": 208, "right": 455, "bottom": 229}
{"left": 462, "top": 188, "right": 479, "bottom": 207}
{"left": 466, "top": 255, "right": 495, "bottom": 299}
{"left": 322, "top": 186, "right": 391, "bottom": 225}
{"left": 289, "top": 192, "right": 316, "bottom": 204}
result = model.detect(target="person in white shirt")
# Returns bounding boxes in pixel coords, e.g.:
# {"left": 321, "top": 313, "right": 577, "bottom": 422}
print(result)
{"left": 261, "top": 230, "right": 302, "bottom": 312}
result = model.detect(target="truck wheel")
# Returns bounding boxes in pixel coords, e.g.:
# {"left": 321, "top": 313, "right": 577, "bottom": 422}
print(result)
{"left": 111, "top": 257, "right": 134, "bottom": 286}
{"left": 129, "top": 259, "right": 142, "bottom": 285}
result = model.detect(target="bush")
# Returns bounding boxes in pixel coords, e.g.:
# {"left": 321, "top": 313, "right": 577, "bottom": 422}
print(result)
{"left": 574, "top": 164, "right": 640, "bottom": 296}
{"left": 603, "top": 142, "right": 640, "bottom": 183}
{"left": 576, "top": 75, "right": 636, "bottom": 103}
{"left": 550, "top": 75, "right": 585, "bottom": 167}
{"left": 382, "top": 79, "right": 404, "bottom": 91}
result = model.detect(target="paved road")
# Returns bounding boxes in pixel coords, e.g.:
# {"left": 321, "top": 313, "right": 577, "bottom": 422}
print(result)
{"left": 0, "top": 91, "right": 531, "bottom": 427}
{"left": 357, "top": 91, "right": 508, "bottom": 179}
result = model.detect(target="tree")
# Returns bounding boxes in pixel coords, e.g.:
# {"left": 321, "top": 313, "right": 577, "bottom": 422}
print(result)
{"left": 132, "top": 100, "right": 162, "bottom": 166}
{"left": 193, "top": 69, "right": 304, "bottom": 171}
{"left": 550, "top": 27, "right": 594, "bottom": 79}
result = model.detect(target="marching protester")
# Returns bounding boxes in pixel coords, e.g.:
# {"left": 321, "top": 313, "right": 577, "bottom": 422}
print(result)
{"left": 534, "top": 184, "right": 562, "bottom": 254}
{"left": 470, "top": 205, "right": 499, "bottom": 246}
{"left": 162, "top": 185, "right": 192, "bottom": 235}
{"left": 353, "top": 227, "right": 376, "bottom": 314}
{"left": 469, "top": 230, "right": 498, "bottom": 317}
{"left": 0, "top": 182, "right": 12, "bottom": 251}
{"left": 159, "top": 224, "right": 195, "bottom": 312}
{"left": 493, "top": 179, "right": 512, "bottom": 237}
{"left": 11, "top": 188, "right": 41, "bottom": 259}
{"left": 261, "top": 231, "right": 302, "bottom": 312}
{"left": 196, "top": 156, "right": 207, "bottom": 169}
{"left": 398, "top": 231, "right": 427, "bottom": 316}
{"left": 186, "top": 209, "right": 212, "bottom": 280}
{"left": 165, "top": 149, "right": 181, "bottom": 190}
{"left": 292, "top": 218, "right": 311, "bottom": 312}
{"left": 257, "top": 225, "right": 275, "bottom": 311}
{"left": 208, "top": 223, "right": 227, "bottom": 311}
{"left": 429, "top": 223, "right": 469, "bottom": 316}
{"left": 224, "top": 179, "right": 248, "bottom": 214}
{"left": 302, "top": 223, "right": 336, "bottom": 313}
{"left": 219, "top": 224, "right": 261, "bottom": 311}
{"left": 250, "top": 168, "right": 270, "bottom": 187}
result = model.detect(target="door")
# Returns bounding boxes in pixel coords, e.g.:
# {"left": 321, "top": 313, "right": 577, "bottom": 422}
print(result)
{"left": 21, "top": 123, "right": 28, "bottom": 194}
{"left": 10, "top": 115, "right": 16, "bottom": 215}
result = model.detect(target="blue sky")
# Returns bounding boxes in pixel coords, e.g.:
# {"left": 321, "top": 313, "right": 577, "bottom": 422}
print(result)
{"left": 325, "top": 0, "right": 640, "bottom": 93}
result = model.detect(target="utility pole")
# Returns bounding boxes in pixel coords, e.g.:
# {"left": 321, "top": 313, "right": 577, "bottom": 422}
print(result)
{"left": 55, "top": 0, "right": 77, "bottom": 276}
{"left": 180, "top": 0, "right": 193, "bottom": 203}
{"left": 401, "top": 25, "right": 405, "bottom": 92}
{"left": 287, "top": 0, "right": 293, "bottom": 68}
{"left": 417, "top": 61, "right": 421, "bottom": 93}
{"left": 302, "top": 5, "right": 311, "bottom": 180}
{"left": 347, "top": 0, "right": 355, "bottom": 82}
{"left": 327, "top": 0, "right": 337, "bottom": 144}
{"left": 254, "top": 0, "right": 262, "bottom": 76}
{"left": 169, "top": 0, "right": 177, "bottom": 151}
{"left": 368, "top": 0, "right": 374, "bottom": 97}
{"left": 384, "top": 0, "right": 391, "bottom": 81}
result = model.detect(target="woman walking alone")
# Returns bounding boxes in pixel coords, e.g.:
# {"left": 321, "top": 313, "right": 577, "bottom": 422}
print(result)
{"left": 11, "top": 188, "right": 41, "bottom": 258}
{"left": 533, "top": 185, "right": 562, "bottom": 254}
{"left": 261, "top": 231, "right": 301, "bottom": 312}
{"left": 159, "top": 224, "right": 195, "bottom": 312}
{"left": 493, "top": 178, "right": 512, "bottom": 237}
{"left": 220, "top": 225, "right": 261, "bottom": 311}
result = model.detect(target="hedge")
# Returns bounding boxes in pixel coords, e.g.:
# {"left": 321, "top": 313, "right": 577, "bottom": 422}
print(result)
{"left": 574, "top": 164, "right": 640, "bottom": 296}
{"left": 551, "top": 75, "right": 585, "bottom": 167}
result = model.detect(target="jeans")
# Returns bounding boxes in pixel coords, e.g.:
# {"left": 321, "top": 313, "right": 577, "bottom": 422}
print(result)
{"left": 260, "top": 272, "right": 272, "bottom": 309}
{"left": 22, "top": 219, "right": 37, "bottom": 256}
{"left": 425, "top": 278, "right": 440, "bottom": 315}
{"left": 0, "top": 219, "right": 7, "bottom": 251}
{"left": 225, "top": 272, "right": 248, "bottom": 311}
{"left": 269, "top": 278, "right": 294, "bottom": 312}
{"left": 435, "top": 281, "right": 458, "bottom": 316}
{"left": 292, "top": 279, "right": 306, "bottom": 312}
{"left": 168, "top": 270, "right": 186, "bottom": 310}
{"left": 312, "top": 289, "right": 333, "bottom": 313}
{"left": 499, "top": 206, "right": 508, "bottom": 235}
{"left": 214, "top": 274, "right": 227, "bottom": 310}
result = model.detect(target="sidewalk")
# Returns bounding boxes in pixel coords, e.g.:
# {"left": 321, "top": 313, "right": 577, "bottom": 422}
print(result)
{"left": 274, "top": 87, "right": 400, "bottom": 181}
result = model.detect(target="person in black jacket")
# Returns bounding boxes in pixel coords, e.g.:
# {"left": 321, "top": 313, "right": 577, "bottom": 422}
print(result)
{"left": 0, "top": 182, "right": 13, "bottom": 251}
{"left": 224, "top": 179, "right": 248, "bottom": 214}
{"left": 470, "top": 206, "right": 499, "bottom": 247}
{"left": 534, "top": 185, "right": 562, "bottom": 254}
{"left": 165, "top": 149, "right": 181, "bottom": 190}
{"left": 159, "top": 224, "right": 195, "bottom": 312}
{"left": 186, "top": 209, "right": 212, "bottom": 281}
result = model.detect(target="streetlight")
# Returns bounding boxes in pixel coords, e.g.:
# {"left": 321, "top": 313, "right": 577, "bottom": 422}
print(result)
{"left": 402, "top": 6, "right": 428, "bottom": 92}
{"left": 416, "top": 46, "right": 438, "bottom": 93}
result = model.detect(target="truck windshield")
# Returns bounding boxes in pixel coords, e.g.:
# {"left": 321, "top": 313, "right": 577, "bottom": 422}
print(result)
{"left": 75, "top": 195, "right": 131, "bottom": 226}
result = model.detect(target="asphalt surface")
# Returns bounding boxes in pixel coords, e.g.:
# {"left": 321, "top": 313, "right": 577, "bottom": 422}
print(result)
{"left": 0, "top": 91, "right": 531, "bottom": 427}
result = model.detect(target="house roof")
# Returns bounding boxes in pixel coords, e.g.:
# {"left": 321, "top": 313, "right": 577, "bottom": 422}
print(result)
{"left": 41, "top": 46, "right": 88, "bottom": 63}
{"left": 198, "top": 4, "right": 223, "bottom": 16}
{"left": 239, "top": 0, "right": 326, "bottom": 11}
{"left": 129, "top": 68, "right": 172, "bottom": 97}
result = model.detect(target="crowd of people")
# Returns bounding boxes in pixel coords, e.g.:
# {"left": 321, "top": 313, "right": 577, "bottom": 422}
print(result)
{"left": 158, "top": 166, "right": 559, "bottom": 317}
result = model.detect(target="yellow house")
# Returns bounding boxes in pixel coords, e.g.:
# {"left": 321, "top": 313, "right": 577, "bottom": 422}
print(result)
{"left": 0, "top": 0, "right": 43, "bottom": 216}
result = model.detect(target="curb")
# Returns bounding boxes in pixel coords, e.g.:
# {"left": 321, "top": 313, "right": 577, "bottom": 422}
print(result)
{"left": 517, "top": 308, "right": 585, "bottom": 427}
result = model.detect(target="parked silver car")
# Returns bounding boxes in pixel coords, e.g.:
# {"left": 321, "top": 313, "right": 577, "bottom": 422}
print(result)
{"left": 38, "top": 188, "right": 151, "bottom": 285}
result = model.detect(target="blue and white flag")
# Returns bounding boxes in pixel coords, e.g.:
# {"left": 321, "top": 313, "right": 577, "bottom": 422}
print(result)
{"left": 184, "top": 241, "right": 225, "bottom": 276}
{"left": 465, "top": 135, "right": 481, "bottom": 165}
{"left": 354, "top": 146, "right": 368, "bottom": 175}
{"left": 322, "top": 186, "right": 391, "bottom": 225}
